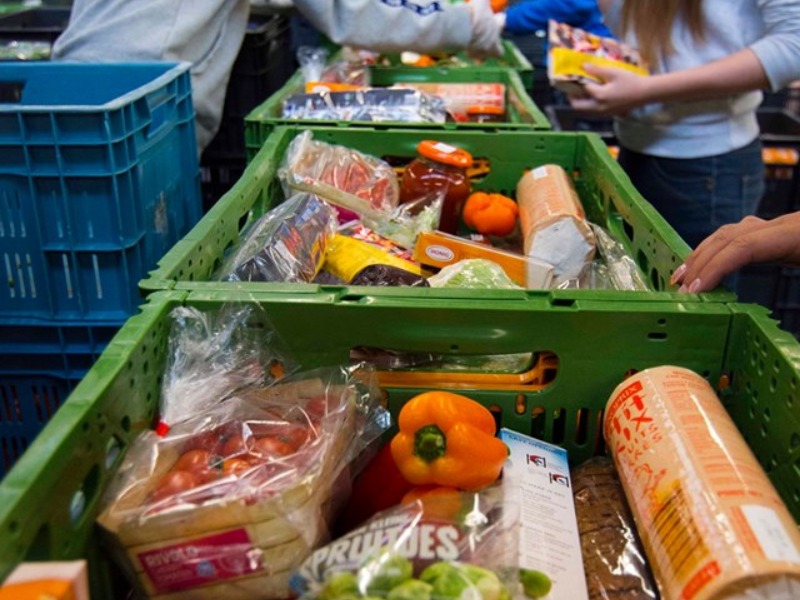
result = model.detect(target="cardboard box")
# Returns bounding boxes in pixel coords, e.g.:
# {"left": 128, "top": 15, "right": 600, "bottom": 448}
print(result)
{"left": 547, "top": 20, "right": 647, "bottom": 95}
{"left": 499, "top": 428, "right": 588, "bottom": 600}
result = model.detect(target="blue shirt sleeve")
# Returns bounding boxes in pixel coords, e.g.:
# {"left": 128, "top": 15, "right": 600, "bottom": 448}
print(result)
{"left": 504, "top": 0, "right": 613, "bottom": 39}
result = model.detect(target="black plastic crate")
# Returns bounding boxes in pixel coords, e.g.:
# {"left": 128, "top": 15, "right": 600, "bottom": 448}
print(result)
{"left": 0, "top": 6, "right": 70, "bottom": 45}
{"left": 199, "top": 160, "right": 245, "bottom": 213}
{"left": 545, "top": 104, "right": 616, "bottom": 143}
{"left": 202, "top": 13, "right": 293, "bottom": 168}
{"left": 762, "top": 88, "right": 800, "bottom": 114}
{"left": 756, "top": 109, "right": 800, "bottom": 218}
{"left": 773, "top": 266, "right": 800, "bottom": 336}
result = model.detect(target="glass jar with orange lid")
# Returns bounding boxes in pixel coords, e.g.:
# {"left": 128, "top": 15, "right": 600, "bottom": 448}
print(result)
{"left": 465, "top": 105, "right": 505, "bottom": 124}
{"left": 399, "top": 140, "right": 473, "bottom": 234}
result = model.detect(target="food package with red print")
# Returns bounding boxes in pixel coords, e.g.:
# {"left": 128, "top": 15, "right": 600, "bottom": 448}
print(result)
{"left": 97, "top": 363, "right": 388, "bottom": 600}
{"left": 605, "top": 366, "right": 800, "bottom": 600}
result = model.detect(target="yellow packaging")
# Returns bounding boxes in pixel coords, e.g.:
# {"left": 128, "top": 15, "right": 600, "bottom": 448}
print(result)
{"left": 413, "top": 230, "right": 554, "bottom": 289}
{"left": 0, "top": 561, "right": 89, "bottom": 600}
{"left": 605, "top": 366, "right": 800, "bottom": 600}
{"left": 547, "top": 20, "right": 648, "bottom": 96}
{"left": 323, "top": 234, "right": 422, "bottom": 283}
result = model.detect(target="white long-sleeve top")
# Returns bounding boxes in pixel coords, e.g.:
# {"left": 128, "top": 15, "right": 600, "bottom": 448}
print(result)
{"left": 604, "top": 0, "right": 800, "bottom": 158}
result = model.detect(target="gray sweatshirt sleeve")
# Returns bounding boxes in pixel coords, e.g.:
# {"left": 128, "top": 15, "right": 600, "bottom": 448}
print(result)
{"left": 750, "top": 0, "right": 800, "bottom": 90}
{"left": 291, "top": 0, "right": 472, "bottom": 54}
{"left": 52, "top": 0, "right": 249, "bottom": 153}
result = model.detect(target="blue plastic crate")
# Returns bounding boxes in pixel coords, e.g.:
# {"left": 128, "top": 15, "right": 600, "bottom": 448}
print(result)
{"left": 0, "top": 62, "right": 202, "bottom": 320}
{"left": 0, "top": 317, "right": 122, "bottom": 478}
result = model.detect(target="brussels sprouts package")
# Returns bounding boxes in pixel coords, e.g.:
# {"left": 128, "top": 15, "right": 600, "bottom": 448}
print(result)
{"left": 291, "top": 484, "right": 534, "bottom": 600}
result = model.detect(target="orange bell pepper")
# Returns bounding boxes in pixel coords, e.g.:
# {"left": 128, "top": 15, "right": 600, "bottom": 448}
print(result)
{"left": 462, "top": 192, "right": 519, "bottom": 236}
{"left": 390, "top": 391, "right": 507, "bottom": 490}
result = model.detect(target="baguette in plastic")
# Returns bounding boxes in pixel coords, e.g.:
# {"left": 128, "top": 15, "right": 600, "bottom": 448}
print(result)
{"left": 516, "top": 164, "right": 596, "bottom": 284}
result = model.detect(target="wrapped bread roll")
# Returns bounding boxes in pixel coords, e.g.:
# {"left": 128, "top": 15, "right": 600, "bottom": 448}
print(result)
{"left": 516, "top": 164, "right": 596, "bottom": 284}
{"left": 605, "top": 366, "right": 800, "bottom": 600}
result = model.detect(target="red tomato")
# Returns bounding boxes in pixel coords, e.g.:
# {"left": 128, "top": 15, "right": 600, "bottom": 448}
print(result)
{"left": 174, "top": 449, "right": 212, "bottom": 472}
{"left": 305, "top": 395, "right": 332, "bottom": 422}
{"left": 249, "top": 436, "right": 295, "bottom": 460}
{"left": 221, "top": 433, "right": 249, "bottom": 458}
{"left": 174, "top": 449, "right": 220, "bottom": 483}
{"left": 249, "top": 422, "right": 314, "bottom": 451}
{"left": 150, "top": 470, "right": 200, "bottom": 503}
{"left": 222, "top": 457, "right": 253, "bottom": 476}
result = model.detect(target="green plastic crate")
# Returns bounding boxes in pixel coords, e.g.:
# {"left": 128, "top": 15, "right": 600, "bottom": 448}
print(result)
{"left": 143, "top": 126, "right": 733, "bottom": 304}
{"left": 371, "top": 39, "right": 535, "bottom": 88}
{"left": 1, "top": 289, "right": 799, "bottom": 596}
{"left": 244, "top": 67, "right": 549, "bottom": 159}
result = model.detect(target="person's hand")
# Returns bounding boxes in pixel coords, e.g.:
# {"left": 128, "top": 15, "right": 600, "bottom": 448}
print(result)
{"left": 568, "top": 63, "right": 650, "bottom": 116}
{"left": 670, "top": 212, "right": 800, "bottom": 293}
{"left": 468, "top": 0, "right": 504, "bottom": 59}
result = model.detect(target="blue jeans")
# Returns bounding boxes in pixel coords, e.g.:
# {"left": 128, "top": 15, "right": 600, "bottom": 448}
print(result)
{"left": 618, "top": 139, "right": 765, "bottom": 251}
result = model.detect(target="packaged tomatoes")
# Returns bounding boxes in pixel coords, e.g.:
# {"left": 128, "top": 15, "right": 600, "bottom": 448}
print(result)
{"left": 98, "top": 361, "right": 388, "bottom": 600}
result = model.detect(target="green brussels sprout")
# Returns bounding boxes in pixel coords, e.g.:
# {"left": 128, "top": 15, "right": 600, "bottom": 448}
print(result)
{"left": 320, "top": 572, "right": 360, "bottom": 600}
{"left": 418, "top": 562, "right": 475, "bottom": 600}
{"left": 387, "top": 579, "right": 434, "bottom": 600}
{"left": 362, "top": 552, "right": 414, "bottom": 596}
{"left": 460, "top": 564, "right": 505, "bottom": 600}
{"left": 419, "top": 562, "right": 460, "bottom": 585}
{"left": 519, "top": 568, "right": 552, "bottom": 599}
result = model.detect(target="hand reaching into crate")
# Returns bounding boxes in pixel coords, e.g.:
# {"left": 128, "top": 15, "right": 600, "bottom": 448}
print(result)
{"left": 671, "top": 211, "right": 800, "bottom": 293}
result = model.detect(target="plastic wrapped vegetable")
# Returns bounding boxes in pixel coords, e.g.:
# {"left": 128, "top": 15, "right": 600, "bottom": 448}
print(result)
{"left": 216, "top": 193, "right": 337, "bottom": 283}
{"left": 427, "top": 259, "right": 522, "bottom": 290}
{"left": 279, "top": 130, "right": 400, "bottom": 219}
{"left": 292, "top": 484, "right": 521, "bottom": 600}
{"left": 157, "top": 304, "right": 295, "bottom": 435}
{"left": 350, "top": 264, "right": 430, "bottom": 287}
{"left": 279, "top": 131, "right": 441, "bottom": 249}
{"left": 98, "top": 364, "right": 389, "bottom": 600}
{"left": 590, "top": 224, "right": 649, "bottom": 291}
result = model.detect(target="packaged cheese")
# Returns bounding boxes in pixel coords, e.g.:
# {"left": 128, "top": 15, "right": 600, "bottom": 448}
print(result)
{"left": 413, "top": 230, "right": 555, "bottom": 289}
{"left": 516, "top": 164, "right": 596, "bottom": 285}
{"left": 604, "top": 366, "right": 800, "bottom": 600}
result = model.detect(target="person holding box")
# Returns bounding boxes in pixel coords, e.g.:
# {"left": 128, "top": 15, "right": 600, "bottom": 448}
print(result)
{"left": 565, "top": 0, "right": 800, "bottom": 270}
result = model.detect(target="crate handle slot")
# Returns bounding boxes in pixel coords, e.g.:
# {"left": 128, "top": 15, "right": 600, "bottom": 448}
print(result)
{"left": 144, "top": 92, "right": 174, "bottom": 140}
{"left": 0, "top": 81, "right": 25, "bottom": 103}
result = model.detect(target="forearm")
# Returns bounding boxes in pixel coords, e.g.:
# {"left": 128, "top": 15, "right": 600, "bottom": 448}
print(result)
{"left": 638, "top": 48, "right": 770, "bottom": 105}
{"left": 292, "top": 0, "right": 472, "bottom": 53}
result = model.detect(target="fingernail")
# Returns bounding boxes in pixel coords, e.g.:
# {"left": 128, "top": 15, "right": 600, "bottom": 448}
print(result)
{"left": 670, "top": 263, "right": 686, "bottom": 285}
{"left": 678, "top": 284, "right": 688, "bottom": 293}
{"left": 687, "top": 279, "right": 702, "bottom": 294}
